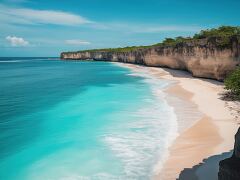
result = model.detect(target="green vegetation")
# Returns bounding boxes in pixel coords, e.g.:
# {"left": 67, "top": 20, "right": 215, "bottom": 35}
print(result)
{"left": 193, "top": 26, "right": 240, "bottom": 47}
{"left": 76, "top": 45, "right": 152, "bottom": 53}
{"left": 224, "top": 67, "right": 240, "bottom": 99}
{"left": 160, "top": 36, "right": 192, "bottom": 46}
{"left": 159, "top": 26, "right": 240, "bottom": 47}
{"left": 64, "top": 26, "right": 240, "bottom": 54}
{"left": 193, "top": 26, "right": 240, "bottom": 39}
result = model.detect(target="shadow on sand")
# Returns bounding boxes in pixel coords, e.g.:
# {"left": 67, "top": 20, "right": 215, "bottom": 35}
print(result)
{"left": 177, "top": 151, "right": 233, "bottom": 180}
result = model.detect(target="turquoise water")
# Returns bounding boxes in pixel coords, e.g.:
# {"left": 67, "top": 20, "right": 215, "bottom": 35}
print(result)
{"left": 0, "top": 58, "right": 177, "bottom": 180}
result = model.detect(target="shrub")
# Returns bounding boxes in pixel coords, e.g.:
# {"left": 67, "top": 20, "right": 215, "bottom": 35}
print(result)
{"left": 224, "top": 68, "right": 240, "bottom": 98}
{"left": 193, "top": 26, "right": 240, "bottom": 39}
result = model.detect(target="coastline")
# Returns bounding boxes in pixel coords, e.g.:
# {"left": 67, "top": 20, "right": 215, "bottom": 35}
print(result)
{"left": 114, "top": 62, "right": 239, "bottom": 179}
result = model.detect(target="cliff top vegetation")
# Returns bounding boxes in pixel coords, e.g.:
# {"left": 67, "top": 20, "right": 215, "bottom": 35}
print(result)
{"left": 64, "top": 26, "right": 240, "bottom": 54}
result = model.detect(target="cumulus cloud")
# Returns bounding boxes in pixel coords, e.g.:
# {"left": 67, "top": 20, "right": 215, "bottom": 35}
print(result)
{"left": 65, "top": 40, "right": 91, "bottom": 45}
{"left": 6, "top": 36, "right": 29, "bottom": 46}
{"left": 0, "top": 4, "right": 91, "bottom": 26}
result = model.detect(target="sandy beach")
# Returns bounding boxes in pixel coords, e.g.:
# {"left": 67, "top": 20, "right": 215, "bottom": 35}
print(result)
{"left": 117, "top": 63, "right": 240, "bottom": 180}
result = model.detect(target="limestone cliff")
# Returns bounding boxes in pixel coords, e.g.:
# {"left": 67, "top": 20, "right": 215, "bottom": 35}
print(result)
{"left": 61, "top": 36, "right": 240, "bottom": 81}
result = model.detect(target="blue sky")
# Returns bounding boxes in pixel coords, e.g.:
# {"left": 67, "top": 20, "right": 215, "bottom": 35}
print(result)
{"left": 0, "top": 0, "right": 240, "bottom": 57}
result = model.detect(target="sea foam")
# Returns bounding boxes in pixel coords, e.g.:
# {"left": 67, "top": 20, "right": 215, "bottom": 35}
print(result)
{"left": 103, "top": 63, "right": 179, "bottom": 179}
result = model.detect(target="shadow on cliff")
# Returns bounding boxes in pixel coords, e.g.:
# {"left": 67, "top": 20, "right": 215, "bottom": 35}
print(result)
{"left": 177, "top": 151, "right": 233, "bottom": 180}
{"left": 162, "top": 68, "right": 223, "bottom": 85}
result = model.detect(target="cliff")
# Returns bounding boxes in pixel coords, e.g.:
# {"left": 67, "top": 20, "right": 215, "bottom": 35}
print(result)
{"left": 218, "top": 127, "right": 240, "bottom": 180}
{"left": 61, "top": 36, "right": 240, "bottom": 81}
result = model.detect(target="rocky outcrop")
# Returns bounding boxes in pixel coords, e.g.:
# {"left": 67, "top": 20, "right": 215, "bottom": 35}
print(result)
{"left": 218, "top": 127, "right": 240, "bottom": 180}
{"left": 61, "top": 36, "right": 240, "bottom": 81}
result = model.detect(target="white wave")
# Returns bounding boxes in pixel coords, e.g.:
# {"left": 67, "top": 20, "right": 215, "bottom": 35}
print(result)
{"left": 103, "top": 106, "right": 178, "bottom": 179}
{"left": 0, "top": 58, "right": 55, "bottom": 63}
{"left": 0, "top": 60, "right": 24, "bottom": 63}
{"left": 101, "top": 70, "right": 178, "bottom": 179}
{"left": 108, "top": 62, "right": 180, "bottom": 178}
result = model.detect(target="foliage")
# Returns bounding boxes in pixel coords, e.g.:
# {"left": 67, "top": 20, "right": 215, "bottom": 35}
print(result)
{"left": 193, "top": 26, "right": 240, "bottom": 47}
{"left": 160, "top": 36, "right": 192, "bottom": 46}
{"left": 75, "top": 45, "right": 152, "bottom": 53}
{"left": 162, "top": 38, "right": 176, "bottom": 45}
{"left": 193, "top": 26, "right": 240, "bottom": 39}
{"left": 224, "top": 68, "right": 240, "bottom": 98}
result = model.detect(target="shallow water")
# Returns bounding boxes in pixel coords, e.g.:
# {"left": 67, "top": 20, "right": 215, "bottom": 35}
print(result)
{"left": 0, "top": 58, "right": 177, "bottom": 180}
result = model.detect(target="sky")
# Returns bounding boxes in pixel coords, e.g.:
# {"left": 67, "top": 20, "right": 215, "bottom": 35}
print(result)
{"left": 0, "top": 0, "right": 240, "bottom": 57}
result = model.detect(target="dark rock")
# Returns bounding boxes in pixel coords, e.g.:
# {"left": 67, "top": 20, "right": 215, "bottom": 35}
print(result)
{"left": 218, "top": 128, "right": 240, "bottom": 180}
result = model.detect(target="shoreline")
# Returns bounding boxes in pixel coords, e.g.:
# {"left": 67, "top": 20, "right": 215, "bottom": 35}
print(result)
{"left": 114, "top": 62, "right": 239, "bottom": 179}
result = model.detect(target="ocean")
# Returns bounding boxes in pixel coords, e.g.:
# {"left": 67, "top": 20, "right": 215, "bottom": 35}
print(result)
{"left": 0, "top": 58, "right": 178, "bottom": 180}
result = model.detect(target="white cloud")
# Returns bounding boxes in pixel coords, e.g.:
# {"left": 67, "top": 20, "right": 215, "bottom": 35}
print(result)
{"left": 6, "top": 36, "right": 29, "bottom": 46}
{"left": 0, "top": 4, "right": 91, "bottom": 26}
{"left": 65, "top": 40, "right": 91, "bottom": 45}
{"left": 0, "top": 4, "right": 202, "bottom": 35}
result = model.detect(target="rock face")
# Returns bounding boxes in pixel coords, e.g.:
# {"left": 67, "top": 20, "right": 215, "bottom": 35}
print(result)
{"left": 61, "top": 36, "right": 240, "bottom": 81}
{"left": 218, "top": 127, "right": 240, "bottom": 180}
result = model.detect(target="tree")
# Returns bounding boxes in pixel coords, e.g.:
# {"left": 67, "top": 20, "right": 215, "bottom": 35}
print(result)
{"left": 162, "top": 38, "right": 176, "bottom": 45}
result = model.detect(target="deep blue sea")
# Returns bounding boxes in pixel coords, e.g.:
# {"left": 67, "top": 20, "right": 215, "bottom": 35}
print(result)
{"left": 0, "top": 57, "right": 177, "bottom": 180}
